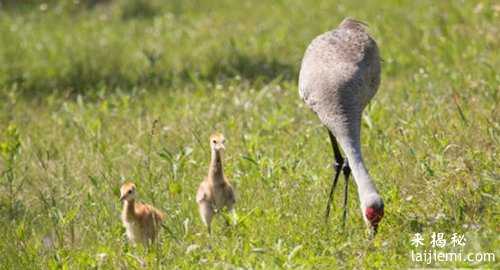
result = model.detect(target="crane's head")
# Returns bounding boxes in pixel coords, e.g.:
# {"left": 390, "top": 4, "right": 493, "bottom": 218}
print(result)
{"left": 210, "top": 132, "right": 226, "bottom": 152}
{"left": 120, "top": 182, "right": 136, "bottom": 202}
{"left": 362, "top": 193, "right": 384, "bottom": 235}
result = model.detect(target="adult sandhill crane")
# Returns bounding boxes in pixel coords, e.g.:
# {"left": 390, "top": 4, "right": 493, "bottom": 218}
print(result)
{"left": 196, "top": 132, "right": 236, "bottom": 234}
{"left": 120, "top": 182, "right": 165, "bottom": 245}
{"left": 298, "top": 18, "right": 384, "bottom": 234}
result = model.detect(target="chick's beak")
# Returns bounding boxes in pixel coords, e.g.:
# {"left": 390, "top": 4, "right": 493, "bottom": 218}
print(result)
{"left": 216, "top": 143, "right": 225, "bottom": 151}
{"left": 120, "top": 194, "right": 126, "bottom": 202}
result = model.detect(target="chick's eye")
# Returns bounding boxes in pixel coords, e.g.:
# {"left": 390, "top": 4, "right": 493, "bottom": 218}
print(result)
{"left": 212, "top": 140, "right": 217, "bottom": 143}
{"left": 128, "top": 190, "right": 132, "bottom": 194}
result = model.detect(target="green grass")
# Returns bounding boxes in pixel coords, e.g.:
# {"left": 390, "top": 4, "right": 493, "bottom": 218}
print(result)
{"left": 0, "top": 0, "right": 498, "bottom": 269}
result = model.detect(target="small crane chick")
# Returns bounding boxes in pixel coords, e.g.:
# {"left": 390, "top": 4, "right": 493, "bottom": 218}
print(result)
{"left": 196, "top": 132, "right": 236, "bottom": 234}
{"left": 120, "top": 182, "right": 165, "bottom": 245}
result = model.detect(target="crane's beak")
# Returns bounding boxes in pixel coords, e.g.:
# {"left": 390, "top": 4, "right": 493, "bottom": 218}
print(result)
{"left": 368, "top": 224, "right": 378, "bottom": 238}
{"left": 120, "top": 194, "right": 126, "bottom": 202}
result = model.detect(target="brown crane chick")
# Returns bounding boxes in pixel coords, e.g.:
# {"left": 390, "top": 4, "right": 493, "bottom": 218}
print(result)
{"left": 120, "top": 182, "right": 165, "bottom": 245}
{"left": 196, "top": 132, "right": 236, "bottom": 234}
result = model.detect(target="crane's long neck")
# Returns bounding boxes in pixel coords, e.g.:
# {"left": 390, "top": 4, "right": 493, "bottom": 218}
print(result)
{"left": 337, "top": 134, "right": 378, "bottom": 198}
{"left": 123, "top": 199, "right": 136, "bottom": 219}
{"left": 208, "top": 149, "right": 224, "bottom": 182}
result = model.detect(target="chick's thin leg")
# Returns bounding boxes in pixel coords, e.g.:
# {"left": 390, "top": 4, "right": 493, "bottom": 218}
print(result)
{"left": 199, "top": 201, "right": 213, "bottom": 234}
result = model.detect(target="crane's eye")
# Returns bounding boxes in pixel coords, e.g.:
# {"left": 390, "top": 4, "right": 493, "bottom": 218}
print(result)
{"left": 212, "top": 140, "right": 217, "bottom": 143}
{"left": 128, "top": 190, "right": 132, "bottom": 194}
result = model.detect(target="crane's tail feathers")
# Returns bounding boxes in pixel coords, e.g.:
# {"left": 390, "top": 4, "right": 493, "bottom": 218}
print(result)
{"left": 340, "top": 17, "right": 369, "bottom": 29}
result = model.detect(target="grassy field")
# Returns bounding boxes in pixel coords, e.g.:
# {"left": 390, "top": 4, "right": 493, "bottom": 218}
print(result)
{"left": 0, "top": 0, "right": 498, "bottom": 269}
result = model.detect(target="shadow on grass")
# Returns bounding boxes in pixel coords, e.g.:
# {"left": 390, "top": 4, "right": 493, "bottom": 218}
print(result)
{"left": 3, "top": 50, "right": 296, "bottom": 100}
{"left": 203, "top": 50, "right": 295, "bottom": 83}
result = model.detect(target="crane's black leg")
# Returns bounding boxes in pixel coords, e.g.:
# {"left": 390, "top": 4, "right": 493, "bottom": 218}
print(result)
{"left": 325, "top": 130, "right": 344, "bottom": 221}
{"left": 341, "top": 159, "right": 351, "bottom": 227}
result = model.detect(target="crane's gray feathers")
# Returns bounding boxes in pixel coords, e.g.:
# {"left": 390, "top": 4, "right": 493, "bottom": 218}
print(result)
{"left": 299, "top": 18, "right": 381, "bottom": 139}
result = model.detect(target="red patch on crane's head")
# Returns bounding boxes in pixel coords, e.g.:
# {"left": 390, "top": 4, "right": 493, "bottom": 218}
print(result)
{"left": 365, "top": 206, "right": 384, "bottom": 229}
